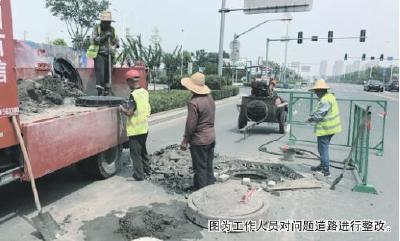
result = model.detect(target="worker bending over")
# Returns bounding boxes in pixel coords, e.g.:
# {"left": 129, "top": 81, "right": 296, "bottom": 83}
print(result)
{"left": 180, "top": 72, "right": 216, "bottom": 191}
{"left": 119, "top": 70, "right": 151, "bottom": 181}
{"left": 308, "top": 79, "right": 342, "bottom": 176}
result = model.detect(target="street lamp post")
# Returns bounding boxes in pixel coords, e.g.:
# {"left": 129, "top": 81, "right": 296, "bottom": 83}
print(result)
{"left": 282, "top": 19, "right": 290, "bottom": 83}
{"left": 217, "top": 0, "right": 227, "bottom": 76}
{"left": 180, "top": 29, "right": 185, "bottom": 76}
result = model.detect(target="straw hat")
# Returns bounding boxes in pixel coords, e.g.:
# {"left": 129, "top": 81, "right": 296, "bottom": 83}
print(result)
{"left": 181, "top": 72, "right": 211, "bottom": 95}
{"left": 309, "top": 79, "right": 330, "bottom": 91}
{"left": 100, "top": 11, "right": 114, "bottom": 22}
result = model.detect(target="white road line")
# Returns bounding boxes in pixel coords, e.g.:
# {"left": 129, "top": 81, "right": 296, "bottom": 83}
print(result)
{"left": 364, "top": 91, "right": 399, "bottom": 102}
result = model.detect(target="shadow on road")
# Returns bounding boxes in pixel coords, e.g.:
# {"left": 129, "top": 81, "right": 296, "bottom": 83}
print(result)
{"left": 0, "top": 165, "right": 94, "bottom": 221}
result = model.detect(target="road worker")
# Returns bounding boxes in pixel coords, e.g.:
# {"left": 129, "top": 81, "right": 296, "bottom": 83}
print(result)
{"left": 87, "top": 11, "right": 119, "bottom": 95}
{"left": 308, "top": 79, "right": 342, "bottom": 176}
{"left": 119, "top": 70, "right": 151, "bottom": 181}
{"left": 180, "top": 72, "right": 216, "bottom": 191}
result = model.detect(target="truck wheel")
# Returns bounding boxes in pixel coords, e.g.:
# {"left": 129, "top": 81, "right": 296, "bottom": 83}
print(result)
{"left": 238, "top": 112, "right": 247, "bottom": 129}
{"left": 279, "top": 111, "right": 288, "bottom": 134}
{"left": 76, "top": 145, "right": 122, "bottom": 179}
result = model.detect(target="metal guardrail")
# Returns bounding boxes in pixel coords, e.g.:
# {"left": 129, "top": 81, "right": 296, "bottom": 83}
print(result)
{"left": 277, "top": 90, "right": 387, "bottom": 156}
{"left": 350, "top": 104, "right": 377, "bottom": 194}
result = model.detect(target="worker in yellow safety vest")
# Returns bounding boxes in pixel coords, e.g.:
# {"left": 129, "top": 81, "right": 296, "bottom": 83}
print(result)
{"left": 119, "top": 70, "right": 151, "bottom": 181}
{"left": 307, "top": 79, "right": 342, "bottom": 177}
{"left": 87, "top": 11, "right": 119, "bottom": 95}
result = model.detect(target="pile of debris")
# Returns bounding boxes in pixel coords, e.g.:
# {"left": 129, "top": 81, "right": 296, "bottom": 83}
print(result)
{"left": 147, "top": 145, "right": 303, "bottom": 194}
{"left": 118, "top": 201, "right": 202, "bottom": 240}
{"left": 18, "top": 76, "right": 85, "bottom": 113}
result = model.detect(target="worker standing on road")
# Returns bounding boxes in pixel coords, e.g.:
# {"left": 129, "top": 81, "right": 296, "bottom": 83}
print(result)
{"left": 180, "top": 72, "right": 216, "bottom": 191}
{"left": 119, "top": 70, "right": 151, "bottom": 181}
{"left": 308, "top": 79, "right": 342, "bottom": 176}
{"left": 87, "top": 11, "right": 119, "bottom": 95}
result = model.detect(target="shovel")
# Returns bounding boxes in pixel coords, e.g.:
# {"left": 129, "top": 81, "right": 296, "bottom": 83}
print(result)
{"left": 11, "top": 116, "right": 61, "bottom": 241}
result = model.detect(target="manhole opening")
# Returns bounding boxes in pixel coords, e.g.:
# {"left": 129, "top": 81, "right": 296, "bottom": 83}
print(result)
{"left": 232, "top": 170, "right": 268, "bottom": 180}
{"left": 226, "top": 161, "right": 303, "bottom": 183}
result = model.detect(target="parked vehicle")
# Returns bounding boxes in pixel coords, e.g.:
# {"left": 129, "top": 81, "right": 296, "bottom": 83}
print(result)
{"left": 0, "top": 2, "right": 147, "bottom": 187}
{"left": 385, "top": 80, "right": 399, "bottom": 92}
{"left": 364, "top": 80, "right": 384, "bottom": 92}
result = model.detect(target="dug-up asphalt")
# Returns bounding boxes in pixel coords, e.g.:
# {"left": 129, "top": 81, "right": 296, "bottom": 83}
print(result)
{"left": 0, "top": 86, "right": 398, "bottom": 241}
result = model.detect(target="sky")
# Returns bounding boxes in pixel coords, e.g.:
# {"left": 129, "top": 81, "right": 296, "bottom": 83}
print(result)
{"left": 10, "top": 0, "right": 400, "bottom": 76}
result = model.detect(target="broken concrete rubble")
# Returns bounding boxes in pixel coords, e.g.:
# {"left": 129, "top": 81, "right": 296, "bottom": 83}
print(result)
{"left": 18, "top": 76, "right": 85, "bottom": 113}
{"left": 117, "top": 201, "right": 202, "bottom": 240}
{"left": 146, "top": 145, "right": 303, "bottom": 194}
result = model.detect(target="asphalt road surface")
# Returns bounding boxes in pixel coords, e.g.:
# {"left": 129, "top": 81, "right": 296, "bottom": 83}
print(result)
{"left": 0, "top": 83, "right": 398, "bottom": 241}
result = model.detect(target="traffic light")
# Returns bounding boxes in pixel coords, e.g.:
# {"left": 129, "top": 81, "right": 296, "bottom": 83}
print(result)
{"left": 311, "top": 36, "right": 318, "bottom": 41}
{"left": 344, "top": 53, "right": 348, "bottom": 61}
{"left": 362, "top": 54, "right": 366, "bottom": 61}
{"left": 328, "top": 31, "right": 333, "bottom": 43}
{"left": 370, "top": 56, "right": 375, "bottom": 60}
{"left": 380, "top": 54, "right": 384, "bottom": 61}
{"left": 297, "top": 32, "right": 303, "bottom": 44}
{"left": 360, "top": 29, "right": 366, "bottom": 42}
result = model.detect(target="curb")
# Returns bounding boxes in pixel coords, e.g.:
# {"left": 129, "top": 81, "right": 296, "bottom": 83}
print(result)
{"left": 148, "top": 95, "right": 241, "bottom": 125}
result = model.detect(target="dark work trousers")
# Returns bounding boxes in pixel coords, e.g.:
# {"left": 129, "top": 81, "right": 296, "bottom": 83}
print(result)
{"left": 317, "top": 134, "right": 334, "bottom": 171}
{"left": 190, "top": 142, "right": 216, "bottom": 190}
{"left": 94, "top": 53, "right": 113, "bottom": 88}
{"left": 129, "top": 133, "right": 150, "bottom": 180}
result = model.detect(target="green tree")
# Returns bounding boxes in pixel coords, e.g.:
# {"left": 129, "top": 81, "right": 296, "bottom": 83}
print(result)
{"left": 163, "top": 46, "right": 183, "bottom": 90}
{"left": 45, "top": 0, "right": 110, "bottom": 49}
{"left": 52, "top": 38, "right": 68, "bottom": 46}
{"left": 117, "top": 35, "right": 162, "bottom": 85}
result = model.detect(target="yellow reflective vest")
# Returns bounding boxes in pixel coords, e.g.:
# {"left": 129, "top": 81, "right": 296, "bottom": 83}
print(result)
{"left": 315, "top": 93, "right": 342, "bottom": 137}
{"left": 126, "top": 88, "right": 151, "bottom": 137}
{"left": 86, "top": 25, "right": 116, "bottom": 59}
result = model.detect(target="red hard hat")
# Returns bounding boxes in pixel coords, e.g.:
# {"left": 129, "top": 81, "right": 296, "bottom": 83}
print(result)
{"left": 125, "top": 69, "right": 141, "bottom": 80}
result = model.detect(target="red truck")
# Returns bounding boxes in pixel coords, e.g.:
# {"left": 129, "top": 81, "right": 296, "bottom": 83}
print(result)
{"left": 0, "top": 0, "right": 146, "bottom": 186}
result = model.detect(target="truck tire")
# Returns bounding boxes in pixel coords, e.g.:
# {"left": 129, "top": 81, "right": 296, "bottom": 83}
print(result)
{"left": 76, "top": 145, "right": 122, "bottom": 179}
{"left": 238, "top": 111, "right": 247, "bottom": 129}
{"left": 279, "top": 111, "right": 288, "bottom": 134}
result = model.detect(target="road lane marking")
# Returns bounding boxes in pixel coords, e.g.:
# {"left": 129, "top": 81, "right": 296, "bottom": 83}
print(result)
{"left": 364, "top": 91, "right": 399, "bottom": 102}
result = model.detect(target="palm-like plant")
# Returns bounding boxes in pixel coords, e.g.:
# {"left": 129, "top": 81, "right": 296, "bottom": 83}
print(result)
{"left": 116, "top": 35, "right": 162, "bottom": 85}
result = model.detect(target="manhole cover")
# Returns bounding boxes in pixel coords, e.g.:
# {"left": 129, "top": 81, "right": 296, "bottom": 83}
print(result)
{"left": 185, "top": 180, "right": 269, "bottom": 228}
{"left": 75, "top": 96, "right": 124, "bottom": 107}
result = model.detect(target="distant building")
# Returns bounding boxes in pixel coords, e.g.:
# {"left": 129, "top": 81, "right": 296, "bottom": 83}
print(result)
{"left": 319, "top": 60, "right": 327, "bottom": 78}
{"left": 332, "top": 60, "right": 344, "bottom": 77}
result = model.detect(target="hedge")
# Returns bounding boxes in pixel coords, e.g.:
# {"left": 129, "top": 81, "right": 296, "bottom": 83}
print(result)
{"left": 211, "top": 86, "right": 240, "bottom": 100}
{"left": 148, "top": 86, "right": 239, "bottom": 114}
{"left": 170, "top": 74, "right": 232, "bottom": 90}
{"left": 149, "top": 89, "right": 192, "bottom": 114}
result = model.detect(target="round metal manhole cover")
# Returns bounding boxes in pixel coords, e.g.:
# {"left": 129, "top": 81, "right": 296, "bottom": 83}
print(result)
{"left": 185, "top": 180, "right": 269, "bottom": 228}
{"left": 75, "top": 96, "right": 124, "bottom": 107}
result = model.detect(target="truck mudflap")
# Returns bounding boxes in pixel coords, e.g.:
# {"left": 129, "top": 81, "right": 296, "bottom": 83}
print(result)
{"left": 21, "top": 107, "right": 127, "bottom": 180}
